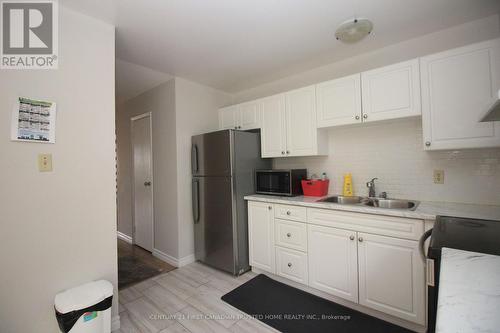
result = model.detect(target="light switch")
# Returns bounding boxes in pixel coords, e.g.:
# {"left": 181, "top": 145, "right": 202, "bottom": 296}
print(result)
{"left": 433, "top": 169, "right": 444, "bottom": 184}
{"left": 38, "top": 154, "right": 52, "bottom": 172}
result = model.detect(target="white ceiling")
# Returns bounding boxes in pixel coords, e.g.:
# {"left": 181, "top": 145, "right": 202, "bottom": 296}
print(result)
{"left": 115, "top": 59, "right": 172, "bottom": 104}
{"left": 63, "top": 0, "right": 500, "bottom": 94}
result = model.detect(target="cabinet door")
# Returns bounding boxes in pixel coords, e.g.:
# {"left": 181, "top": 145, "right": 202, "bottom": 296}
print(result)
{"left": 261, "top": 94, "right": 287, "bottom": 158}
{"left": 248, "top": 201, "right": 275, "bottom": 273}
{"left": 285, "top": 86, "right": 317, "bottom": 156}
{"left": 316, "top": 74, "right": 362, "bottom": 127}
{"left": 308, "top": 225, "right": 358, "bottom": 303}
{"left": 420, "top": 39, "right": 500, "bottom": 150}
{"left": 357, "top": 232, "right": 425, "bottom": 325}
{"left": 239, "top": 101, "right": 262, "bottom": 130}
{"left": 361, "top": 59, "right": 421, "bottom": 122}
{"left": 219, "top": 105, "right": 239, "bottom": 130}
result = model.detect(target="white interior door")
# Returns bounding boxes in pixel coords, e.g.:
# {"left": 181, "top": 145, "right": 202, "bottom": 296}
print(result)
{"left": 131, "top": 113, "right": 154, "bottom": 252}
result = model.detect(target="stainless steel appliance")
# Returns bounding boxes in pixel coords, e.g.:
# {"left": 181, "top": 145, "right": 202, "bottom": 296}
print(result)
{"left": 255, "top": 169, "right": 307, "bottom": 196}
{"left": 419, "top": 215, "right": 500, "bottom": 333}
{"left": 191, "top": 130, "right": 271, "bottom": 275}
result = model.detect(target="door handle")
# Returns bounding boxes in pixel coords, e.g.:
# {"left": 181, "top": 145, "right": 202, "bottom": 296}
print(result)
{"left": 144, "top": 181, "right": 152, "bottom": 186}
{"left": 192, "top": 179, "right": 200, "bottom": 224}
{"left": 191, "top": 144, "right": 199, "bottom": 173}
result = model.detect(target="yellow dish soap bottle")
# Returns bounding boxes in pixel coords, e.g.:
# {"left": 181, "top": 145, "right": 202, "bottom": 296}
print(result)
{"left": 343, "top": 173, "right": 354, "bottom": 197}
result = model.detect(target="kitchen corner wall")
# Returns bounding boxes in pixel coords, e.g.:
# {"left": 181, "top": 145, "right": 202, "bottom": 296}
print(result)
{"left": 116, "top": 77, "right": 232, "bottom": 263}
{"left": 274, "top": 118, "right": 500, "bottom": 205}
{"left": 0, "top": 7, "right": 117, "bottom": 333}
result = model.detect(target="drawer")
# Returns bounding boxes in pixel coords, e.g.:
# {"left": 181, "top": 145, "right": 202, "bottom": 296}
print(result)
{"left": 275, "top": 246, "right": 308, "bottom": 285}
{"left": 307, "top": 208, "right": 424, "bottom": 240}
{"left": 274, "top": 204, "right": 307, "bottom": 222}
{"left": 275, "top": 219, "right": 307, "bottom": 252}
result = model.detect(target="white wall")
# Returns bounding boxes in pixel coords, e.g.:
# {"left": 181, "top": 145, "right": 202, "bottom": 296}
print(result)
{"left": 116, "top": 80, "right": 179, "bottom": 257}
{"left": 174, "top": 78, "right": 233, "bottom": 260}
{"left": 0, "top": 7, "right": 117, "bottom": 333}
{"left": 275, "top": 118, "right": 500, "bottom": 205}
{"left": 233, "top": 15, "right": 500, "bottom": 103}
{"left": 116, "top": 77, "right": 232, "bottom": 262}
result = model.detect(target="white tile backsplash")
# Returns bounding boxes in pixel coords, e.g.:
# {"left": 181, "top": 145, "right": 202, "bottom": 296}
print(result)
{"left": 274, "top": 118, "right": 500, "bottom": 205}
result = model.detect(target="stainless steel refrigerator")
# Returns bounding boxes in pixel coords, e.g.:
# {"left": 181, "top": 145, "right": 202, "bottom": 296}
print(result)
{"left": 191, "top": 130, "right": 271, "bottom": 275}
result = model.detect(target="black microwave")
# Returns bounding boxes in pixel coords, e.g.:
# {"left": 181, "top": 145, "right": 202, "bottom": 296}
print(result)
{"left": 255, "top": 169, "right": 307, "bottom": 196}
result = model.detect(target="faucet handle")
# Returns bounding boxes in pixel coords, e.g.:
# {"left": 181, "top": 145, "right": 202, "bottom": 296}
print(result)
{"left": 379, "top": 191, "right": 387, "bottom": 199}
{"left": 366, "top": 178, "right": 378, "bottom": 187}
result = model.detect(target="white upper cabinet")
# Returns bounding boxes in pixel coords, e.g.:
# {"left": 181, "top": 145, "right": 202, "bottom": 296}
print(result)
{"left": 261, "top": 87, "right": 327, "bottom": 158}
{"left": 261, "top": 94, "right": 287, "bottom": 157}
{"left": 316, "top": 74, "right": 362, "bottom": 127}
{"left": 285, "top": 86, "right": 318, "bottom": 157}
{"left": 218, "top": 105, "right": 239, "bottom": 130}
{"left": 357, "top": 232, "right": 425, "bottom": 325}
{"left": 361, "top": 59, "right": 421, "bottom": 122}
{"left": 218, "top": 101, "right": 262, "bottom": 130}
{"left": 420, "top": 39, "right": 500, "bottom": 150}
{"left": 239, "top": 101, "right": 262, "bottom": 130}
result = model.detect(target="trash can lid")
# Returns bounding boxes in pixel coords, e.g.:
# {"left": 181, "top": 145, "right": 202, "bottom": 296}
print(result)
{"left": 55, "top": 280, "right": 113, "bottom": 314}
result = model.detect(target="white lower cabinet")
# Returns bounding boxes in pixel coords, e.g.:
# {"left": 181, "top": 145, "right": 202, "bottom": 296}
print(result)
{"left": 357, "top": 232, "right": 425, "bottom": 325}
{"left": 248, "top": 201, "right": 275, "bottom": 273}
{"left": 308, "top": 225, "right": 359, "bottom": 303}
{"left": 275, "top": 246, "right": 308, "bottom": 285}
{"left": 247, "top": 201, "right": 426, "bottom": 326}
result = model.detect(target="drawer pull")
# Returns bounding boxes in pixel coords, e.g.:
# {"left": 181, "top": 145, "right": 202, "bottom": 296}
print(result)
{"left": 286, "top": 233, "right": 291, "bottom": 238}
{"left": 349, "top": 235, "right": 355, "bottom": 241}
{"left": 286, "top": 211, "right": 291, "bottom": 215}
{"left": 287, "top": 263, "right": 292, "bottom": 268}
{"left": 358, "top": 237, "right": 363, "bottom": 242}
{"left": 268, "top": 206, "right": 272, "bottom": 210}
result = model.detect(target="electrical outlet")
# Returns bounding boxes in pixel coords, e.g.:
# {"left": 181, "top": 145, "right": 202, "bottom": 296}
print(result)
{"left": 38, "top": 154, "right": 52, "bottom": 172}
{"left": 433, "top": 170, "right": 444, "bottom": 184}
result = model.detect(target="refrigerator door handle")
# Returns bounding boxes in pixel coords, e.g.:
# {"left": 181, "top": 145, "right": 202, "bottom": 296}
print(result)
{"left": 191, "top": 144, "right": 199, "bottom": 174}
{"left": 192, "top": 179, "right": 200, "bottom": 224}
{"left": 418, "top": 228, "right": 432, "bottom": 262}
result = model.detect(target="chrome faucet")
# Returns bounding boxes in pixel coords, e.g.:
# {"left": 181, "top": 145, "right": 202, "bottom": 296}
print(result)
{"left": 366, "top": 178, "right": 378, "bottom": 197}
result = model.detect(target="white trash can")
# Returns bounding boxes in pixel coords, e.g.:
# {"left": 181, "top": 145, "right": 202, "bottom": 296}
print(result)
{"left": 55, "top": 280, "right": 114, "bottom": 333}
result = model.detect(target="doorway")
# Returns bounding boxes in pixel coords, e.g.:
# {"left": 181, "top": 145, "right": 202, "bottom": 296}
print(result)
{"left": 131, "top": 112, "right": 154, "bottom": 251}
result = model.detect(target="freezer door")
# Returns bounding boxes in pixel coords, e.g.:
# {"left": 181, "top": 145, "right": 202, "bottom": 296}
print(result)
{"left": 191, "top": 130, "right": 232, "bottom": 176}
{"left": 193, "top": 176, "right": 236, "bottom": 274}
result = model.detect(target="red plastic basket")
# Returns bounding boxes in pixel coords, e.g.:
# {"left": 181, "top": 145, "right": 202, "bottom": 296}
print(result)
{"left": 301, "top": 179, "right": 329, "bottom": 197}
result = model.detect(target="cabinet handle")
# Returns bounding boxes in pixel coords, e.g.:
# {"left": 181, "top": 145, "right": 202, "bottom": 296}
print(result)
{"left": 287, "top": 263, "right": 292, "bottom": 268}
{"left": 286, "top": 211, "right": 291, "bottom": 215}
{"left": 268, "top": 206, "right": 272, "bottom": 210}
{"left": 425, "top": 141, "right": 431, "bottom": 147}
{"left": 349, "top": 235, "right": 355, "bottom": 241}
{"left": 286, "top": 150, "right": 290, "bottom": 154}
{"left": 355, "top": 115, "right": 360, "bottom": 120}
{"left": 281, "top": 151, "right": 285, "bottom": 155}
{"left": 358, "top": 237, "right": 363, "bottom": 242}
{"left": 286, "top": 233, "right": 291, "bottom": 238}
{"left": 363, "top": 114, "right": 368, "bottom": 119}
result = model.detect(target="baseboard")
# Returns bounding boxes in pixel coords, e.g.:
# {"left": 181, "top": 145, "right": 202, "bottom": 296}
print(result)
{"left": 152, "top": 249, "right": 195, "bottom": 267}
{"left": 117, "top": 231, "right": 132, "bottom": 244}
{"left": 111, "top": 314, "right": 120, "bottom": 332}
{"left": 178, "top": 254, "right": 195, "bottom": 267}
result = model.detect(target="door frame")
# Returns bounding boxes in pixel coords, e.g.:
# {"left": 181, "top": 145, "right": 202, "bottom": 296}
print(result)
{"left": 130, "top": 112, "right": 154, "bottom": 250}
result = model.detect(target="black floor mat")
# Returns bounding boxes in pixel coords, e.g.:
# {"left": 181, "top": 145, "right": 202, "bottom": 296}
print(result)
{"left": 221, "top": 274, "right": 413, "bottom": 333}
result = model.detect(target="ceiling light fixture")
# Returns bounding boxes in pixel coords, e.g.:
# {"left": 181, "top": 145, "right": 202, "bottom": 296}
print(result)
{"left": 335, "top": 18, "right": 373, "bottom": 44}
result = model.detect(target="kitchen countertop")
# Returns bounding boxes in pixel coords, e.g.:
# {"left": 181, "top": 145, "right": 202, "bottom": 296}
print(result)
{"left": 244, "top": 194, "right": 500, "bottom": 221}
{"left": 436, "top": 247, "right": 500, "bottom": 333}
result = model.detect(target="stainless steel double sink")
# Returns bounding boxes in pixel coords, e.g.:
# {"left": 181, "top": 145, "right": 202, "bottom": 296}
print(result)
{"left": 318, "top": 195, "right": 419, "bottom": 211}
